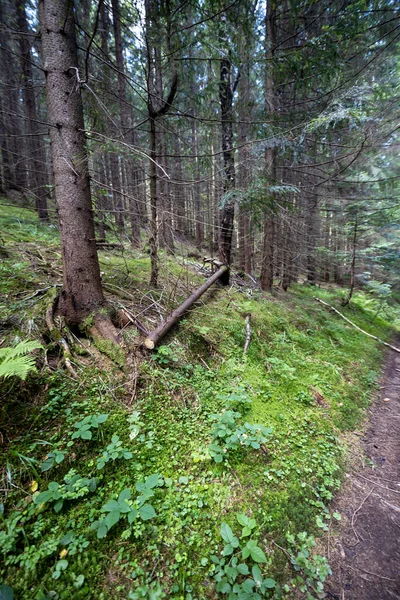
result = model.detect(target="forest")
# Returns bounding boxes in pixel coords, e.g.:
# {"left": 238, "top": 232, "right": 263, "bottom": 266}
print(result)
{"left": 0, "top": 0, "right": 400, "bottom": 598}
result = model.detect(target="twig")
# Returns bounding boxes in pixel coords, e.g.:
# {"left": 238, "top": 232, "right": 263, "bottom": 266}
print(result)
{"left": 350, "top": 487, "right": 375, "bottom": 543}
{"left": 118, "top": 307, "right": 149, "bottom": 336}
{"left": 243, "top": 313, "right": 251, "bottom": 355}
{"left": 346, "top": 564, "right": 397, "bottom": 582}
{"left": 314, "top": 297, "right": 400, "bottom": 353}
{"left": 20, "top": 285, "right": 60, "bottom": 301}
{"left": 356, "top": 473, "right": 400, "bottom": 494}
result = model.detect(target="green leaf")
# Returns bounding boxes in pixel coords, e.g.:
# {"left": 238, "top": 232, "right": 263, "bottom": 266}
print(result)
{"left": 105, "top": 510, "right": 120, "bottom": 529}
{"left": 54, "top": 500, "right": 63, "bottom": 513}
{"left": 250, "top": 546, "right": 267, "bottom": 563}
{"left": 97, "top": 522, "right": 108, "bottom": 539}
{"left": 103, "top": 500, "right": 120, "bottom": 512}
{"left": 220, "top": 522, "right": 234, "bottom": 544}
{"left": 224, "top": 566, "right": 238, "bottom": 582}
{"left": 216, "top": 580, "right": 231, "bottom": 594}
{"left": 242, "top": 579, "right": 255, "bottom": 593}
{"left": 55, "top": 452, "right": 65, "bottom": 464}
{"left": 119, "top": 501, "right": 132, "bottom": 514}
{"left": 127, "top": 508, "right": 138, "bottom": 524}
{"left": 80, "top": 430, "right": 92, "bottom": 440}
{"left": 35, "top": 491, "right": 53, "bottom": 504}
{"left": 237, "top": 563, "right": 250, "bottom": 575}
{"left": 222, "top": 544, "right": 234, "bottom": 556}
{"left": 56, "top": 559, "right": 68, "bottom": 571}
{"left": 139, "top": 504, "right": 156, "bottom": 521}
{"left": 237, "top": 514, "right": 256, "bottom": 530}
{"left": 264, "top": 578, "right": 276, "bottom": 588}
{"left": 252, "top": 565, "right": 263, "bottom": 585}
{"left": 41, "top": 456, "right": 55, "bottom": 472}
{"left": 118, "top": 488, "right": 131, "bottom": 503}
{"left": 0, "top": 584, "right": 14, "bottom": 600}
{"left": 145, "top": 474, "right": 162, "bottom": 488}
{"left": 96, "top": 414, "right": 109, "bottom": 424}
{"left": 333, "top": 512, "right": 341, "bottom": 521}
{"left": 74, "top": 574, "right": 85, "bottom": 589}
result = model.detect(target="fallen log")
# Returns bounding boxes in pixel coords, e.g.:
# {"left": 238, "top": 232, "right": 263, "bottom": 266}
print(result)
{"left": 314, "top": 297, "right": 400, "bottom": 354}
{"left": 144, "top": 264, "right": 229, "bottom": 349}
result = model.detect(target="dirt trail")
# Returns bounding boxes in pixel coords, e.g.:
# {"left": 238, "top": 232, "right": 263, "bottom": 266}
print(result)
{"left": 327, "top": 340, "right": 400, "bottom": 600}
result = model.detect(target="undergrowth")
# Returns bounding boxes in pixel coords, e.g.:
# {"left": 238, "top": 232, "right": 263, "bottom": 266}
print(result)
{"left": 0, "top": 202, "right": 398, "bottom": 599}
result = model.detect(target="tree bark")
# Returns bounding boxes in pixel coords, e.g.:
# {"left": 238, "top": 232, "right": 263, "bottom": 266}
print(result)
{"left": 260, "top": 0, "right": 276, "bottom": 292}
{"left": 145, "top": 265, "right": 229, "bottom": 349}
{"left": 16, "top": 0, "right": 49, "bottom": 221}
{"left": 218, "top": 43, "right": 236, "bottom": 268}
{"left": 111, "top": 0, "right": 141, "bottom": 246}
{"left": 39, "top": 0, "right": 106, "bottom": 325}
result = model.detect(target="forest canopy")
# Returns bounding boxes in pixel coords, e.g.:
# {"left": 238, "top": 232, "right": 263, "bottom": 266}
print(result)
{"left": 0, "top": 0, "right": 399, "bottom": 304}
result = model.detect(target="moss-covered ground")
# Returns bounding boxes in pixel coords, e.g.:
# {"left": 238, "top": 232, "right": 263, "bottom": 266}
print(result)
{"left": 0, "top": 203, "right": 398, "bottom": 599}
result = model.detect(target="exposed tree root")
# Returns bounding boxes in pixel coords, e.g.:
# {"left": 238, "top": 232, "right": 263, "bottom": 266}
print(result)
{"left": 45, "top": 304, "right": 78, "bottom": 378}
{"left": 89, "top": 313, "right": 121, "bottom": 346}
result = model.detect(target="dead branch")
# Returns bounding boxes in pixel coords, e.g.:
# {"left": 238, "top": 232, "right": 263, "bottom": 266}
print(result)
{"left": 117, "top": 307, "right": 149, "bottom": 336}
{"left": 45, "top": 304, "right": 78, "bottom": 378}
{"left": 243, "top": 313, "right": 251, "bottom": 355}
{"left": 96, "top": 242, "right": 124, "bottom": 249}
{"left": 314, "top": 297, "right": 400, "bottom": 353}
{"left": 144, "top": 265, "right": 229, "bottom": 349}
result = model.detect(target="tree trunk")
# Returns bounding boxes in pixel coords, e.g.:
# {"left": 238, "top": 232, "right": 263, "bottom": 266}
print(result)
{"left": 218, "top": 47, "right": 236, "bottom": 268}
{"left": 16, "top": 0, "right": 49, "bottom": 221}
{"left": 111, "top": 0, "right": 141, "bottom": 246}
{"left": 145, "top": 265, "right": 229, "bottom": 349}
{"left": 39, "top": 0, "right": 106, "bottom": 325}
{"left": 260, "top": 0, "right": 276, "bottom": 292}
{"left": 342, "top": 210, "right": 358, "bottom": 306}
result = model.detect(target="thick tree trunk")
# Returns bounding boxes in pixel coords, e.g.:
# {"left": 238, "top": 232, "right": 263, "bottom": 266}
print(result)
{"left": 39, "top": 0, "right": 106, "bottom": 325}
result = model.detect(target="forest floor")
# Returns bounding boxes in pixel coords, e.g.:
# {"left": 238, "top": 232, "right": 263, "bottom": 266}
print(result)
{"left": 1, "top": 202, "right": 400, "bottom": 599}
{"left": 326, "top": 340, "right": 400, "bottom": 600}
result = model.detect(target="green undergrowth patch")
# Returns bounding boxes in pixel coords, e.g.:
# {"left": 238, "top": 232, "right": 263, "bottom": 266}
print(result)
{"left": 1, "top": 204, "right": 398, "bottom": 599}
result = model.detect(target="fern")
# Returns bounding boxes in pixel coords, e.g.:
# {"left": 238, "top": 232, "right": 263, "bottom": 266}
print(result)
{"left": 0, "top": 341, "right": 43, "bottom": 380}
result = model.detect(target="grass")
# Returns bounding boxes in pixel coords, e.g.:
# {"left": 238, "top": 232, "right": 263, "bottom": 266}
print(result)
{"left": 0, "top": 201, "right": 398, "bottom": 599}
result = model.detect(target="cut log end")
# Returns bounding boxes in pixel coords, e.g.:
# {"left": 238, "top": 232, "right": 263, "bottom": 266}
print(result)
{"left": 144, "top": 338, "right": 155, "bottom": 350}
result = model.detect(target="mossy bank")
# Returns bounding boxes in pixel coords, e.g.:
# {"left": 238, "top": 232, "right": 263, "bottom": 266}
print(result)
{"left": 0, "top": 203, "right": 398, "bottom": 599}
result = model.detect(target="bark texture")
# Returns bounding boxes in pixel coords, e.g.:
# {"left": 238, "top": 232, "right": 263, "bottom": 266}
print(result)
{"left": 39, "top": 0, "right": 105, "bottom": 324}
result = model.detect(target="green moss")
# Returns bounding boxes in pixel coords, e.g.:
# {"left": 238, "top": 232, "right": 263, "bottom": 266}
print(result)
{"left": 1, "top": 202, "right": 399, "bottom": 599}
{"left": 93, "top": 337, "right": 125, "bottom": 368}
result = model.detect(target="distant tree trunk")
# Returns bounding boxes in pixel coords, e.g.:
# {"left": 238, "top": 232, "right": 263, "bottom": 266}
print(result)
{"left": 191, "top": 94, "right": 203, "bottom": 247}
{"left": 237, "top": 58, "right": 252, "bottom": 274}
{"left": 145, "top": 0, "right": 177, "bottom": 285}
{"left": 342, "top": 210, "right": 358, "bottom": 306}
{"left": 111, "top": 0, "right": 141, "bottom": 245}
{"left": 218, "top": 21, "right": 236, "bottom": 268}
{"left": 173, "top": 136, "right": 186, "bottom": 236}
{"left": 260, "top": 0, "right": 276, "bottom": 292}
{"left": 16, "top": 0, "right": 49, "bottom": 221}
{"left": 0, "top": 3, "right": 28, "bottom": 193}
{"left": 39, "top": 0, "right": 107, "bottom": 326}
